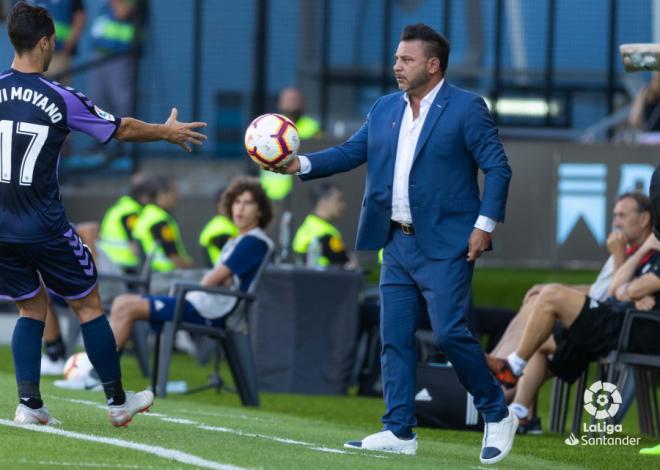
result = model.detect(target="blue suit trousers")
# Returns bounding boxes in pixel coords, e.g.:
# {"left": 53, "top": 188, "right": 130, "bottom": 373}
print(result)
{"left": 380, "top": 227, "right": 507, "bottom": 437}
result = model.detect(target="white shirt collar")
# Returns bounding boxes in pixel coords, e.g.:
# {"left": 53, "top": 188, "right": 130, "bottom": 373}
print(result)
{"left": 403, "top": 78, "right": 445, "bottom": 106}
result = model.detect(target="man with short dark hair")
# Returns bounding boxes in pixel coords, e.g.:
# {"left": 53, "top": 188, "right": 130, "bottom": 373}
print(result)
{"left": 292, "top": 182, "right": 352, "bottom": 267}
{"left": 0, "top": 2, "right": 206, "bottom": 427}
{"left": 27, "top": 0, "right": 85, "bottom": 83}
{"left": 132, "top": 176, "right": 194, "bottom": 272}
{"left": 266, "top": 23, "right": 515, "bottom": 464}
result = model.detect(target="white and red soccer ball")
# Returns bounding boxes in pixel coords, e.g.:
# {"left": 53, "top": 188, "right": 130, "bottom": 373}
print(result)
{"left": 244, "top": 113, "right": 300, "bottom": 168}
{"left": 63, "top": 352, "right": 94, "bottom": 381}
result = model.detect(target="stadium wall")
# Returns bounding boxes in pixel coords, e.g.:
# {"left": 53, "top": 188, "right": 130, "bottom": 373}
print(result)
{"left": 63, "top": 141, "right": 657, "bottom": 270}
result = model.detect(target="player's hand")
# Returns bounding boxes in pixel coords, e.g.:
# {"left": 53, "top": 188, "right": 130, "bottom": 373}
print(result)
{"left": 260, "top": 156, "right": 301, "bottom": 174}
{"left": 467, "top": 228, "right": 491, "bottom": 262}
{"left": 634, "top": 295, "right": 656, "bottom": 311}
{"left": 164, "top": 107, "right": 208, "bottom": 152}
{"left": 606, "top": 230, "right": 626, "bottom": 256}
{"left": 643, "top": 232, "right": 660, "bottom": 250}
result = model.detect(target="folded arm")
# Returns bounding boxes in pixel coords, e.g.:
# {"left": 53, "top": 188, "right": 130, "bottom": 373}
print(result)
{"left": 201, "top": 264, "right": 232, "bottom": 288}
{"left": 609, "top": 234, "right": 656, "bottom": 297}
{"left": 622, "top": 273, "right": 660, "bottom": 301}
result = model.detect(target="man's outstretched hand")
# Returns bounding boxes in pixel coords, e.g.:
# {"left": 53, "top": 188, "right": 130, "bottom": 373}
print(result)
{"left": 164, "top": 107, "right": 207, "bottom": 152}
{"left": 260, "top": 156, "right": 301, "bottom": 174}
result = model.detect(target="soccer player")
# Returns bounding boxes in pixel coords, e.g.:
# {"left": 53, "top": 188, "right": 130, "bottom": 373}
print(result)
{"left": 1, "top": 2, "right": 206, "bottom": 427}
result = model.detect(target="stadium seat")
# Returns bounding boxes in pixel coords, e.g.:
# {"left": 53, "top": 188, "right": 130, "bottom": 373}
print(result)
{"left": 550, "top": 309, "right": 660, "bottom": 437}
{"left": 548, "top": 367, "right": 588, "bottom": 436}
{"left": 606, "top": 309, "right": 660, "bottom": 437}
{"left": 152, "top": 247, "right": 273, "bottom": 406}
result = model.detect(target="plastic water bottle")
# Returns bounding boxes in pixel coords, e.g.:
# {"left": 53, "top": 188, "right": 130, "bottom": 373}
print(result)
{"left": 277, "top": 211, "right": 292, "bottom": 263}
{"left": 306, "top": 237, "right": 321, "bottom": 268}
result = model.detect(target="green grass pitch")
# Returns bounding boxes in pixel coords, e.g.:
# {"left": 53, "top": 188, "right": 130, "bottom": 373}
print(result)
{"left": 0, "top": 346, "right": 654, "bottom": 470}
{"left": 0, "top": 268, "right": 656, "bottom": 469}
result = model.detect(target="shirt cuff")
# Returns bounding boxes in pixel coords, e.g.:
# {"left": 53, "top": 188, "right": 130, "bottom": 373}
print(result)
{"left": 474, "top": 215, "right": 496, "bottom": 233}
{"left": 298, "top": 155, "right": 311, "bottom": 175}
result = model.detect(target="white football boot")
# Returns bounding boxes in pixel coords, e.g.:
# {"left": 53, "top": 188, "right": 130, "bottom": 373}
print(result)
{"left": 344, "top": 430, "right": 417, "bottom": 455}
{"left": 14, "top": 404, "right": 61, "bottom": 426}
{"left": 108, "top": 390, "right": 154, "bottom": 427}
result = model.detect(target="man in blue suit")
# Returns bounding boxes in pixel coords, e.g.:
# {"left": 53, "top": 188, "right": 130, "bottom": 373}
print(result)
{"left": 266, "top": 23, "right": 516, "bottom": 464}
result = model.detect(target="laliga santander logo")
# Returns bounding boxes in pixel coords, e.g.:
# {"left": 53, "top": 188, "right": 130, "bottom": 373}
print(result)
{"left": 564, "top": 380, "right": 641, "bottom": 446}
{"left": 583, "top": 381, "right": 622, "bottom": 420}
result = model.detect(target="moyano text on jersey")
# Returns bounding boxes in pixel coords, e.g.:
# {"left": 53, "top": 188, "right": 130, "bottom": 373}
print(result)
{"left": 0, "top": 69, "right": 120, "bottom": 243}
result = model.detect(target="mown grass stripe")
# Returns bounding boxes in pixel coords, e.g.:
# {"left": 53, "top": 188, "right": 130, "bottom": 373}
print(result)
{"left": 54, "top": 395, "right": 389, "bottom": 459}
{"left": 0, "top": 419, "right": 247, "bottom": 470}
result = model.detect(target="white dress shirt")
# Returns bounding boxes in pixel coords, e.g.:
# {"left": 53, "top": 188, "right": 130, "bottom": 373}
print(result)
{"left": 297, "top": 80, "right": 496, "bottom": 233}
{"left": 391, "top": 80, "right": 443, "bottom": 224}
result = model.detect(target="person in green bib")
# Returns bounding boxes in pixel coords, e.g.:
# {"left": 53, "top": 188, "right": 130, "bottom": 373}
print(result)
{"left": 260, "top": 87, "right": 321, "bottom": 202}
{"left": 28, "top": 0, "right": 85, "bottom": 83}
{"left": 292, "top": 182, "right": 353, "bottom": 268}
{"left": 132, "top": 176, "right": 193, "bottom": 272}
{"left": 98, "top": 173, "right": 154, "bottom": 272}
{"left": 88, "top": 0, "right": 144, "bottom": 121}
{"left": 199, "top": 187, "right": 238, "bottom": 267}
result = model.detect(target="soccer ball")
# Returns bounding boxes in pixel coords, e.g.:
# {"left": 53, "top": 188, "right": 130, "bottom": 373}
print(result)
{"left": 245, "top": 113, "right": 300, "bottom": 168}
{"left": 63, "top": 352, "right": 94, "bottom": 380}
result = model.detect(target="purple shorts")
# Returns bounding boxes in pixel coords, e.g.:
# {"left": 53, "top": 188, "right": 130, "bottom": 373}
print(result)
{"left": 0, "top": 225, "right": 97, "bottom": 301}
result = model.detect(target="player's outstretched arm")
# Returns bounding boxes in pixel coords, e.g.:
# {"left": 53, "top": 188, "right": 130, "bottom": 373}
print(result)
{"left": 114, "top": 108, "right": 208, "bottom": 152}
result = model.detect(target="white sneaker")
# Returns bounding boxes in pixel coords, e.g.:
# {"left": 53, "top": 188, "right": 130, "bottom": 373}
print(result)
{"left": 108, "top": 390, "right": 154, "bottom": 427}
{"left": 344, "top": 430, "right": 417, "bottom": 455}
{"left": 480, "top": 411, "right": 518, "bottom": 464}
{"left": 40, "top": 355, "right": 66, "bottom": 376}
{"left": 53, "top": 374, "right": 102, "bottom": 391}
{"left": 14, "top": 404, "right": 61, "bottom": 426}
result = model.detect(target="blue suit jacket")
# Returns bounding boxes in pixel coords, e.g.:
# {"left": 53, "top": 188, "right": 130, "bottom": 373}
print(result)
{"left": 302, "top": 82, "right": 512, "bottom": 260}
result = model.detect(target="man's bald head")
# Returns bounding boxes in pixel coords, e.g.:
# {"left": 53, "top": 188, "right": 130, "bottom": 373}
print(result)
{"left": 278, "top": 87, "right": 305, "bottom": 122}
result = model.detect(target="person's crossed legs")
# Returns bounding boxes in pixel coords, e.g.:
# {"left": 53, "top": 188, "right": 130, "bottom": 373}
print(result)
{"left": 499, "top": 284, "right": 585, "bottom": 421}
{"left": 513, "top": 284, "right": 585, "bottom": 364}
{"left": 498, "top": 284, "right": 586, "bottom": 392}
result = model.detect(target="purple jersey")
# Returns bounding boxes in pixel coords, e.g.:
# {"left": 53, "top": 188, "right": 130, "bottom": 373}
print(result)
{"left": 0, "top": 69, "right": 120, "bottom": 242}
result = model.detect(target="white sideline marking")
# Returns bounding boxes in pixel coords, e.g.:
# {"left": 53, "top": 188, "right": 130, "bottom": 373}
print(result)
{"left": 173, "top": 408, "right": 273, "bottom": 423}
{"left": 0, "top": 419, "right": 247, "bottom": 470}
{"left": 198, "top": 424, "right": 322, "bottom": 449}
{"left": 4, "top": 459, "right": 156, "bottom": 468}
{"left": 52, "top": 397, "right": 387, "bottom": 459}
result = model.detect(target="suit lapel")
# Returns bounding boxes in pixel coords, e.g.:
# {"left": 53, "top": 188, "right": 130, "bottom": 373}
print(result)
{"left": 412, "top": 82, "right": 450, "bottom": 163}
{"left": 390, "top": 97, "right": 406, "bottom": 160}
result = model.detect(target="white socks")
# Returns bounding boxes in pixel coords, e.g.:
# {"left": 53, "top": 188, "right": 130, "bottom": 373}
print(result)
{"left": 507, "top": 352, "right": 527, "bottom": 376}
{"left": 510, "top": 403, "right": 529, "bottom": 419}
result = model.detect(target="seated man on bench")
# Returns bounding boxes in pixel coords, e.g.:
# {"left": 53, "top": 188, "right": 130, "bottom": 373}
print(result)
{"left": 109, "top": 176, "right": 273, "bottom": 351}
{"left": 496, "top": 230, "right": 660, "bottom": 433}
{"left": 486, "top": 192, "right": 654, "bottom": 432}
